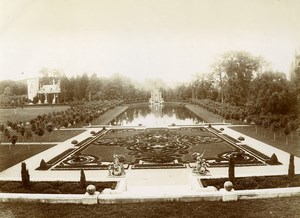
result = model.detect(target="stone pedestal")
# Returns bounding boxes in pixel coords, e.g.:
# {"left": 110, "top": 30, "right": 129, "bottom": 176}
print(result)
{"left": 220, "top": 188, "right": 238, "bottom": 201}
{"left": 83, "top": 191, "right": 100, "bottom": 204}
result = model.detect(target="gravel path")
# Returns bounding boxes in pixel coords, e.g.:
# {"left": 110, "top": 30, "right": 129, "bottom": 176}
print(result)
{"left": 185, "top": 104, "right": 223, "bottom": 123}
{"left": 91, "top": 105, "right": 128, "bottom": 125}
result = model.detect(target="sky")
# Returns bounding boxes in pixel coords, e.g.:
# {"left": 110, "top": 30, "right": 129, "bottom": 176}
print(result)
{"left": 0, "top": 0, "right": 300, "bottom": 84}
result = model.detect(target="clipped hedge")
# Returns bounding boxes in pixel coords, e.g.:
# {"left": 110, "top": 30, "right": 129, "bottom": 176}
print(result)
{"left": 0, "top": 181, "right": 117, "bottom": 194}
{"left": 201, "top": 175, "right": 300, "bottom": 190}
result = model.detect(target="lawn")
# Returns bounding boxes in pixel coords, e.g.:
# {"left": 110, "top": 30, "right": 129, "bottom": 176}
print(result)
{"left": 0, "top": 129, "right": 85, "bottom": 143}
{"left": 0, "top": 197, "right": 300, "bottom": 218}
{"left": 0, "top": 144, "right": 55, "bottom": 172}
{"left": 230, "top": 126, "right": 300, "bottom": 157}
{"left": 0, "top": 105, "right": 70, "bottom": 123}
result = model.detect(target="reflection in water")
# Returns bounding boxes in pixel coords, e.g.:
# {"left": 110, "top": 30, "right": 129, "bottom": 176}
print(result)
{"left": 111, "top": 104, "right": 203, "bottom": 127}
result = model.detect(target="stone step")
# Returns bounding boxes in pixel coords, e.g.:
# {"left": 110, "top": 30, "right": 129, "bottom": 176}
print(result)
{"left": 126, "top": 185, "right": 193, "bottom": 196}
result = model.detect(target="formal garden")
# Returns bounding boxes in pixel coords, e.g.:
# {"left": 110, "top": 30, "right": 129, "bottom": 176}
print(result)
{"left": 0, "top": 51, "right": 299, "bottom": 217}
{"left": 46, "top": 126, "right": 277, "bottom": 171}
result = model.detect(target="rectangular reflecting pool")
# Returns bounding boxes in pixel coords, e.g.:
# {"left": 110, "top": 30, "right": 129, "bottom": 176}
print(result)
{"left": 110, "top": 104, "right": 203, "bottom": 127}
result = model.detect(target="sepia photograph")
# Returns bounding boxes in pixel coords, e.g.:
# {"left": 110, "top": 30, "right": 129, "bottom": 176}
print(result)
{"left": 0, "top": 0, "right": 300, "bottom": 217}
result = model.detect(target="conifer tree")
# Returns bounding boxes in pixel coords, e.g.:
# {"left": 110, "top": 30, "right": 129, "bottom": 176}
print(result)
{"left": 288, "top": 154, "right": 295, "bottom": 182}
{"left": 21, "top": 162, "right": 30, "bottom": 187}
{"left": 80, "top": 169, "right": 86, "bottom": 189}
{"left": 228, "top": 157, "right": 235, "bottom": 183}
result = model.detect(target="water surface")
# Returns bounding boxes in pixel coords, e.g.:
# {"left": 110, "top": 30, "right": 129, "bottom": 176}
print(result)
{"left": 111, "top": 104, "right": 203, "bottom": 127}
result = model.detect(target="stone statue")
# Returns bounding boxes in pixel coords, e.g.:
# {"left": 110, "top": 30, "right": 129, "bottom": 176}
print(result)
{"left": 192, "top": 151, "right": 210, "bottom": 175}
{"left": 108, "top": 154, "right": 126, "bottom": 176}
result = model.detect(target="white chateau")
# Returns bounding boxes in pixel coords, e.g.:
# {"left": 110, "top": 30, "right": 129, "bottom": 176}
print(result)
{"left": 27, "top": 77, "right": 61, "bottom": 104}
{"left": 149, "top": 90, "right": 164, "bottom": 105}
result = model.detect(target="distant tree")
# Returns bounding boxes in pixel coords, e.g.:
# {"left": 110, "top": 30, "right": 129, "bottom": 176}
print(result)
{"left": 271, "top": 121, "right": 280, "bottom": 141}
{"left": 24, "top": 126, "right": 32, "bottom": 150}
{"left": 253, "top": 117, "right": 262, "bottom": 134}
{"left": 284, "top": 123, "right": 291, "bottom": 146}
{"left": 262, "top": 118, "right": 269, "bottom": 137}
{"left": 10, "top": 134, "right": 18, "bottom": 144}
{"left": 9, "top": 134, "right": 18, "bottom": 150}
{"left": 46, "top": 123, "right": 54, "bottom": 141}
{"left": 212, "top": 51, "right": 263, "bottom": 105}
{"left": 35, "top": 127, "right": 45, "bottom": 142}
{"left": 249, "top": 72, "right": 290, "bottom": 115}
{"left": 290, "top": 121, "right": 298, "bottom": 140}
{"left": 19, "top": 126, "right": 25, "bottom": 140}
{"left": 3, "top": 127, "right": 11, "bottom": 142}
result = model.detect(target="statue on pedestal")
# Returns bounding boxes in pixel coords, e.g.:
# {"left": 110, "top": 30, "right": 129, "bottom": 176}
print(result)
{"left": 192, "top": 151, "right": 210, "bottom": 175}
{"left": 108, "top": 154, "right": 126, "bottom": 176}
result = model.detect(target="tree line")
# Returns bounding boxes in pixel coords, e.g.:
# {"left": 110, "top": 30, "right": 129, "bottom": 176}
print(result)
{"left": 0, "top": 50, "right": 299, "bottom": 120}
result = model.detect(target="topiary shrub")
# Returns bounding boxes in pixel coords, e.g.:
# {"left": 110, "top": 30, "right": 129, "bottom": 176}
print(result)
{"left": 288, "top": 154, "right": 295, "bottom": 182}
{"left": 238, "top": 136, "right": 245, "bottom": 141}
{"left": 219, "top": 128, "right": 224, "bottom": 131}
{"left": 80, "top": 169, "right": 86, "bottom": 189}
{"left": 74, "top": 155, "right": 81, "bottom": 162}
{"left": 228, "top": 157, "right": 235, "bottom": 183}
{"left": 90, "top": 131, "right": 96, "bottom": 135}
{"left": 267, "top": 153, "right": 280, "bottom": 165}
{"left": 21, "top": 162, "right": 30, "bottom": 187}
{"left": 38, "top": 159, "right": 48, "bottom": 170}
{"left": 71, "top": 140, "right": 78, "bottom": 145}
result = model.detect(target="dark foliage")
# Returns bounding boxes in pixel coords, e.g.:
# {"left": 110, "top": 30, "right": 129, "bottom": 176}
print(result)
{"left": 21, "top": 162, "right": 30, "bottom": 187}
{"left": 267, "top": 153, "right": 280, "bottom": 165}
{"left": 228, "top": 157, "right": 235, "bottom": 182}
{"left": 38, "top": 159, "right": 48, "bottom": 170}
{"left": 288, "top": 154, "right": 295, "bottom": 182}
{"left": 80, "top": 169, "right": 86, "bottom": 189}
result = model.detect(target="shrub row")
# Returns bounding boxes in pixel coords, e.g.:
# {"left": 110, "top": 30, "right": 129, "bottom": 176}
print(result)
{"left": 201, "top": 175, "right": 300, "bottom": 190}
{"left": 0, "top": 181, "right": 117, "bottom": 194}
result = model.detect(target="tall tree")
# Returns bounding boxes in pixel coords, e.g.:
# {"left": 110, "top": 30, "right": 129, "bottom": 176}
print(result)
{"left": 249, "top": 72, "right": 290, "bottom": 115}
{"left": 212, "top": 51, "right": 263, "bottom": 105}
